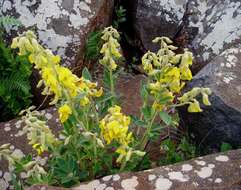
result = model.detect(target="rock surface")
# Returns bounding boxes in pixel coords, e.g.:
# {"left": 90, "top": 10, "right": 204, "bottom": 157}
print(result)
{"left": 186, "top": 0, "right": 241, "bottom": 70}
{"left": 130, "top": 0, "right": 187, "bottom": 52}
{"left": 29, "top": 149, "right": 241, "bottom": 190}
{"left": 179, "top": 48, "right": 241, "bottom": 150}
{"left": 0, "top": 0, "right": 114, "bottom": 107}
{"left": 0, "top": 107, "right": 61, "bottom": 190}
{"left": 0, "top": 0, "right": 114, "bottom": 69}
{"left": 130, "top": 0, "right": 241, "bottom": 70}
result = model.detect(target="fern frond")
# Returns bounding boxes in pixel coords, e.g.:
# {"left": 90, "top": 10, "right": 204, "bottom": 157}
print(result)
{"left": 0, "top": 16, "right": 22, "bottom": 29}
{"left": 2, "top": 73, "right": 30, "bottom": 95}
{"left": 85, "top": 30, "right": 102, "bottom": 60}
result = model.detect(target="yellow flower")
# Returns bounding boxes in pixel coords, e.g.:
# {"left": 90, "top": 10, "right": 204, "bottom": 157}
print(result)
{"left": 202, "top": 93, "right": 211, "bottom": 106}
{"left": 116, "top": 146, "right": 128, "bottom": 163}
{"left": 152, "top": 102, "right": 163, "bottom": 111}
{"left": 160, "top": 67, "right": 184, "bottom": 93}
{"left": 99, "top": 105, "right": 132, "bottom": 146}
{"left": 142, "top": 51, "right": 158, "bottom": 74}
{"left": 180, "top": 66, "right": 192, "bottom": 81}
{"left": 80, "top": 97, "right": 90, "bottom": 106}
{"left": 57, "top": 66, "right": 79, "bottom": 97}
{"left": 180, "top": 51, "right": 193, "bottom": 81}
{"left": 32, "top": 143, "right": 44, "bottom": 155}
{"left": 188, "top": 100, "right": 202, "bottom": 112}
{"left": 91, "top": 87, "right": 103, "bottom": 97}
{"left": 178, "top": 87, "right": 212, "bottom": 110}
{"left": 58, "top": 104, "right": 72, "bottom": 123}
{"left": 100, "top": 27, "right": 121, "bottom": 71}
{"left": 11, "top": 31, "right": 103, "bottom": 106}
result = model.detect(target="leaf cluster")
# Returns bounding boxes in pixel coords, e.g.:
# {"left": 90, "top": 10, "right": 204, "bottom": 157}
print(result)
{"left": 0, "top": 38, "right": 32, "bottom": 121}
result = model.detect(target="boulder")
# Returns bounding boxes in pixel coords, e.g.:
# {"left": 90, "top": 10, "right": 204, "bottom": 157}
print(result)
{"left": 129, "top": 0, "right": 241, "bottom": 71}
{"left": 0, "top": 0, "right": 114, "bottom": 107}
{"left": 0, "top": 107, "right": 61, "bottom": 190}
{"left": 129, "top": 0, "right": 187, "bottom": 52}
{"left": 179, "top": 48, "right": 241, "bottom": 150}
{"left": 0, "top": 0, "right": 114, "bottom": 69}
{"left": 186, "top": 0, "right": 241, "bottom": 70}
{"left": 29, "top": 149, "right": 241, "bottom": 190}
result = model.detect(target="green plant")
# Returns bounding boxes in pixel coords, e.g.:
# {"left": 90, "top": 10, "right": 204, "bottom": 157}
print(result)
{"left": 220, "top": 142, "right": 232, "bottom": 152}
{"left": 84, "top": 30, "right": 102, "bottom": 60}
{"left": 0, "top": 16, "right": 22, "bottom": 29}
{"left": 113, "top": 5, "right": 127, "bottom": 29}
{"left": 160, "top": 137, "right": 196, "bottom": 165}
{"left": 0, "top": 16, "right": 32, "bottom": 121}
{"left": 1, "top": 27, "right": 211, "bottom": 188}
{"left": 0, "top": 16, "right": 22, "bottom": 37}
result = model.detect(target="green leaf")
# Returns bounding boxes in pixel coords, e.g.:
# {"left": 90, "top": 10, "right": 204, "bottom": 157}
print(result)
{"left": 159, "top": 95, "right": 173, "bottom": 104}
{"left": 82, "top": 67, "right": 92, "bottom": 80}
{"left": 103, "top": 68, "right": 111, "bottom": 88}
{"left": 142, "top": 106, "right": 152, "bottom": 121}
{"left": 131, "top": 115, "right": 147, "bottom": 128}
{"left": 221, "top": 142, "right": 232, "bottom": 152}
{"left": 140, "top": 81, "right": 148, "bottom": 100}
{"left": 52, "top": 156, "right": 80, "bottom": 187}
{"left": 85, "top": 30, "right": 102, "bottom": 60}
{"left": 0, "top": 16, "right": 22, "bottom": 29}
{"left": 0, "top": 39, "right": 32, "bottom": 121}
{"left": 159, "top": 111, "right": 172, "bottom": 125}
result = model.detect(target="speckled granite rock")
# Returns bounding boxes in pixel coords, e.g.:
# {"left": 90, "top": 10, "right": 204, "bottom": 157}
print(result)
{"left": 0, "top": 0, "right": 114, "bottom": 68}
{"left": 130, "top": 0, "right": 241, "bottom": 70}
{"left": 179, "top": 48, "right": 241, "bottom": 150}
{"left": 28, "top": 149, "right": 241, "bottom": 190}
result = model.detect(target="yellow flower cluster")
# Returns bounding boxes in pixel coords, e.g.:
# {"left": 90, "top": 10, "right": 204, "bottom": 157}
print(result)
{"left": 76, "top": 77, "right": 103, "bottom": 106}
{"left": 99, "top": 105, "right": 145, "bottom": 163}
{"left": 178, "top": 87, "right": 211, "bottom": 112}
{"left": 58, "top": 104, "right": 72, "bottom": 123}
{"left": 100, "top": 27, "right": 122, "bottom": 70}
{"left": 20, "top": 107, "right": 59, "bottom": 155}
{"left": 99, "top": 105, "right": 132, "bottom": 145}
{"left": 11, "top": 31, "right": 103, "bottom": 122}
{"left": 142, "top": 37, "right": 197, "bottom": 111}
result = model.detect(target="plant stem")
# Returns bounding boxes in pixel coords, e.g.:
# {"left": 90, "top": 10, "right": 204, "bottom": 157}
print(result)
{"left": 120, "top": 158, "right": 127, "bottom": 172}
{"left": 109, "top": 68, "right": 116, "bottom": 105}
{"left": 139, "top": 110, "right": 158, "bottom": 150}
{"left": 136, "top": 101, "right": 147, "bottom": 136}
{"left": 91, "top": 135, "right": 97, "bottom": 179}
{"left": 169, "top": 102, "right": 190, "bottom": 108}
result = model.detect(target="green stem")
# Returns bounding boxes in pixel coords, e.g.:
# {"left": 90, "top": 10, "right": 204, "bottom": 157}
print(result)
{"left": 169, "top": 102, "right": 190, "bottom": 108}
{"left": 139, "top": 110, "right": 158, "bottom": 150}
{"left": 92, "top": 135, "right": 97, "bottom": 179}
{"left": 84, "top": 106, "right": 90, "bottom": 130}
{"left": 136, "top": 100, "right": 147, "bottom": 136}
{"left": 120, "top": 158, "right": 127, "bottom": 172}
{"left": 109, "top": 68, "right": 116, "bottom": 105}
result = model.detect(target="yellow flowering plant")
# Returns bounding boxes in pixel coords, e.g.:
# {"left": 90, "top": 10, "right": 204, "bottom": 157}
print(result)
{"left": 2, "top": 27, "right": 211, "bottom": 188}
{"left": 136, "top": 37, "right": 211, "bottom": 150}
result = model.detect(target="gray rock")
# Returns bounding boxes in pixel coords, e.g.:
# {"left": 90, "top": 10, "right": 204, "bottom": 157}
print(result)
{"left": 130, "top": 0, "right": 241, "bottom": 71}
{"left": 0, "top": 0, "right": 114, "bottom": 107}
{"left": 0, "top": 0, "right": 114, "bottom": 68}
{"left": 131, "top": 0, "right": 187, "bottom": 51}
{"left": 179, "top": 48, "right": 241, "bottom": 149}
{"left": 29, "top": 149, "right": 241, "bottom": 190}
{"left": 186, "top": 0, "right": 241, "bottom": 70}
